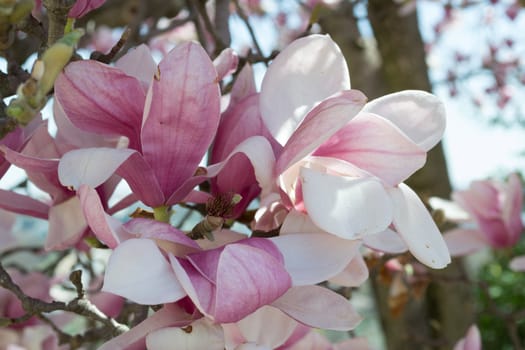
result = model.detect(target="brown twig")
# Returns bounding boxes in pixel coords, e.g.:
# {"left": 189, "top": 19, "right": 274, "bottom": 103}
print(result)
{"left": 232, "top": 0, "right": 267, "bottom": 66}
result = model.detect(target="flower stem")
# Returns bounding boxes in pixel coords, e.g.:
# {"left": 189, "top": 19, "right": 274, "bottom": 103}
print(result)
{"left": 153, "top": 205, "right": 170, "bottom": 223}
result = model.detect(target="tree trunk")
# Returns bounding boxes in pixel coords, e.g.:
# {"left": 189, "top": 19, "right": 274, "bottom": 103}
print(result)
{"left": 320, "top": 1, "right": 474, "bottom": 349}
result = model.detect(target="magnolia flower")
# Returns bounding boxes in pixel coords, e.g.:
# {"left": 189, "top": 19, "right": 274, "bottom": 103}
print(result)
{"left": 256, "top": 34, "right": 450, "bottom": 269}
{"left": 56, "top": 43, "right": 221, "bottom": 209}
{"left": 433, "top": 173, "right": 523, "bottom": 256}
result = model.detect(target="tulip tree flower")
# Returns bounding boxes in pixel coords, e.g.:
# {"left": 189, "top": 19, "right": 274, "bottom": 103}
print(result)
{"left": 453, "top": 325, "right": 482, "bottom": 350}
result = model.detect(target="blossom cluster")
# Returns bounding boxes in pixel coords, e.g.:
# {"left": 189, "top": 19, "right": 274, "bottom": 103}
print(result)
{"left": 0, "top": 34, "right": 456, "bottom": 349}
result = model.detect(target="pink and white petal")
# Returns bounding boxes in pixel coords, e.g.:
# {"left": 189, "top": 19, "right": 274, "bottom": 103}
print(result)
{"left": 211, "top": 94, "right": 278, "bottom": 164}
{"left": 115, "top": 152, "right": 165, "bottom": 207}
{"left": 280, "top": 209, "right": 323, "bottom": 235}
{"left": 260, "top": 34, "right": 351, "bottom": 145}
{"left": 115, "top": 44, "right": 156, "bottom": 87}
{"left": 54, "top": 99, "right": 121, "bottom": 152}
{"left": 58, "top": 148, "right": 136, "bottom": 190}
{"left": 78, "top": 185, "right": 123, "bottom": 248}
{"left": 213, "top": 48, "right": 239, "bottom": 81}
{"left": 388, "top": 184, "right": 451, "bottom": 269}
{"left": 207, "top": 136, "right": 276, "bottom": 197}
{"left": 124, "top": 218, "right": 200, "bottom": 249}
{"left": 141, "top": 42, "right": 220, "bottom": 198}
{"left": 301, "top": 167, "right": 393, "bottom": 239}
{"left": 443, "top": 228, "right": 488, "bottom": 256}
{"left": 0, "top": 189, "right": 48, "bottom": 219}
{"left": 362, "top": 90, "right": 446, "bottom": 151}
{"left": 313, "top": 112, "right": 426, "bottom": 186}
{"left": 510, "top": 255, "right": 525, "bottom": 272}
{"left": 363, "top": 228, "right": 408, "bottom": 254}
{"left": 213, "top": 244, "right": 292, "bottom": 323}
{"left": 46, "top": 196, "right": 87, "bottom": 250}
{"left": 237, "top": 306, "right": 297, "bottom": 349}
{"left": 196, "top": 229, "right": 246, "bottom": 250}
{"left": 146, "top": 318, "right": 225, "bottom": 350}
{"left": 230, "top": 64, "right": 257, "bottom": 105}
{"left": 55, "top": 61, "right": 145, "bottom": 149}
{"left": 454, "top": 325, "right": 481, "bottom": 350}
{"left": 329, "top": 254, "right": 369, "bottom": 287}
{"left": 270, "top": 233, "right": 361, "bottom": 285}
{"left": 98, "top": 304, "right": 194, "bottom": 350}
{"left": 276, "top": 90, "right": 367, "bottom": 175}
{"left": 271, "top": 285, "right": 362, "bottom": 331}
{"left": 103, "top": 238, "right": 186, "bottom": 304}
{"left": 170, "top": 255, "right": 212, "bottom": 319}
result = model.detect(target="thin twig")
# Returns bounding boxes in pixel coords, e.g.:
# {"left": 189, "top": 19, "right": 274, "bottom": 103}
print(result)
{"left": 232, "top": 0, "right": 267, "bottom": 66}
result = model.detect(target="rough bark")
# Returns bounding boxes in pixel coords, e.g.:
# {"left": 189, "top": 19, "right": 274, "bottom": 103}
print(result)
{"left": 320, "top": 1, "right": 474, "bottom": 349}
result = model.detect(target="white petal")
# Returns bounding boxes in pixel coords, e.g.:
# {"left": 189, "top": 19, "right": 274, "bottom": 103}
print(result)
{"left": 329, "top": 254, "right": 369, "bottom": 287}
{"left": 363, "top": 228, "right": 408, "bottom": 254}
{"left": 388, "top": 184, "right": 451, "bottom": 268}
{"left": 236, "top": 306, "right": 297, "bottom": 349}
{"left": 103, "top": 238, "right": 186, "bottom": 304}
{"left": 146, "top": 319, "right": 224, "bottom": 350}
{"left": 260, "top": 34, "right": 350, "bottom": 145}
{"left": 271, "top": 233, "right": 360, "bottom": 285}
{"left": 272, "top": 285, "right": 362, "bottom": 331}
{"left": 59, "top": 148, "right": 136, "bottom": 189}
{"left": 301, "top": 167, "right": 393, "bottom": 239}
{"left": 363, "top": 90, "right": 446, "bottom": 151}
{"left": 443, "top": 228, "right": 488, "bottom": 256}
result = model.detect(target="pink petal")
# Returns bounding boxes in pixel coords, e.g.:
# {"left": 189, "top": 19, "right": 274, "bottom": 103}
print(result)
{"left": 146, "top": 318, "right": 225, "bottom": 350}
{"left": 362, "top": 228, "right": 408, "bottom": 254}
{"left": 54, "top": 99, "right": 121, "bottom": 152}
{"left": 78, "top": 185, "right": 121, "bottom": 248}
{"left": 301, "top": 167, "right": 393, "bottom": 239}
{"left": 46, "top": 196, "right": 87, "bottom": 250}
{"left": 389, "top": 183, "right": 451, "bottom": 268}
{"left": 0, "top": 189, "right": 48, "bottom": 219}
{"left": 124, "top": 218, "right": 201, "bottom": 250}
{"left": 271, "top": 285, "right": 362, "bottom": 331}
{"left": 280, "top": 209, "right": 324, "bottom": 235}
{"left": 58, "top": 147, "right": 135, "bottom": 189}
{"left": 260, "top": 34, "right": 351, "bottom": 145}
{"left": 454, "top": 325, "right": 481, "bottom": 350}
{"left": 510, "top": 255, "right": 525, "bottom": 271}
{"left": 213, "top": 48, "right": 239, "bottom": 81}
{"left": 208, "top": 243, "right": 292, "bottom": 323}
{"left": 329, "top": 254, "right": 369, "bottom": 287}
{"left": 103, "top": 238, "right": 186, "bottom": 304}
{"left": 236, "top": 306, "right": 297, "bottom": 349}
{"left": 206, "top": 136, "right": 276, "bottom": 197}
{"left": 313, "top": 112, "right": 426, "bottom": 186}
{"left": 443, "top": 228, "right": 488, "bottom": 256}
{"left": 230, "top": 64, "right": 257, "bottom": 105}
{"left": 115, "top": 44, "right": 156, "bottom": 87}
{"left": 362, "top": 90, "right": 446, "bottom": 151}
{"left": 55, "top": 61, "right": 145, "bottom": 150}
{"left": 68, "top": 0, "right": 105, "bottom": 18}
{"left": 270, "top": 233, "right": 361, "bottom": 285}
{"left": 276, "top": 90, "right": 367, "bottom": 175}
{"left": 141, "top": 42, "right": 220, "bottom": 199}
{"left": 98, "top": 304, "right": 194, "bottom": 350}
